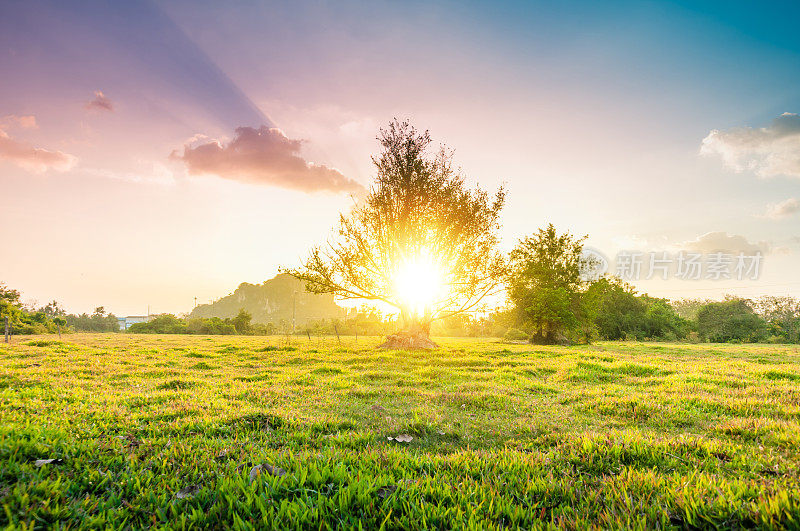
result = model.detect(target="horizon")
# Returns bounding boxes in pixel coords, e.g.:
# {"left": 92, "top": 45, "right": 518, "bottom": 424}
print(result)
{"left": 3, "top": 0, "right": 800, "bottom": 316}
{"left": 5, "top": 4, "right": 800, "bottom": 527}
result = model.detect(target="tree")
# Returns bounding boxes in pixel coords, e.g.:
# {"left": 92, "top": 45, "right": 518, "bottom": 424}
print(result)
{"left": 287, "top": 120, "right": 506, "bottom": 349}
{"left": 672, "top": 298, "right": 713, "bottom": 321}
{"left": 508, "top": 224, "right": 589, "bottom": 344}
{"left": 233, "top": 309, "right": 252, "bottom": 334}
{"left": 582, "top": 277, "right": 688, "bottom": 340}
{"left": 583, "top": 277, "right": 644, "bottom": 340}
{"left": 0, "top": 283, "right": 57, "bottom": 334}
{"left": 641, "top": 296, "right": 688, "bottom": 339}
{"left": 0, "top": 284, "right": 21, "bottom": 307}
{"left": 754, "top": 296, "right": 800, "bottom": 343}
{"left": 42, "top": 300, "right": 65, "bottom": 318}
{"left": 128, "top": 314, "right": 188, "bottom": 334}
{"left": 697, "top": 298, "right": 766, "bottom": 343}
{"left": 53, "top": 317, "right": 66, "bottom": 339}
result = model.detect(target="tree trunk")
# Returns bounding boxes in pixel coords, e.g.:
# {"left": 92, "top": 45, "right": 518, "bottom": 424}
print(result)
{"left": 379, "top": 312, "right": 437, "bottom": 350}
{"left": 529, "top": 320, "right": 570, "bottom": 346}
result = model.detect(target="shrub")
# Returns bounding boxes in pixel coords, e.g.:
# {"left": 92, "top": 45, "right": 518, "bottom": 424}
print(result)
{"left": 697, "top": 298, "right": 766, "bottom": 343}
{"left": 504, "top": 328, "right": 529, "bottom": 341}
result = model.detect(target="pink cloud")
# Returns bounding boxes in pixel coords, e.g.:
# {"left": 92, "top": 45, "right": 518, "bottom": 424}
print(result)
{"left": 172, "top": 126, "right": 363, "bottom": 193}
{"left": 0, "top": 127, "right": 78, "bottom": 173}
{"left": 1, "top": 115, "right": 38, "bottom": 129}
{"left": 85, "top": 90, "right": 114, "bottom": 112}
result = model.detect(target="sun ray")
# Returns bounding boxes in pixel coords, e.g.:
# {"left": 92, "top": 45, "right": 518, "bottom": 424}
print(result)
{"left": 392, "top": 250, "right": 445, "bottom": 317}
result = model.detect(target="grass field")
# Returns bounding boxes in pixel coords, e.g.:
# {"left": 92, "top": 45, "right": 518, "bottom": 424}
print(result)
{"left": 2, "top": 334, "right": 800, "bottom": 529}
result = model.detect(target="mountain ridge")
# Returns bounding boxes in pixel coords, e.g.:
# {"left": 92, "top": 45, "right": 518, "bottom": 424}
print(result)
{"left": 189, "top": 273, "right": 345, "bottom": 325}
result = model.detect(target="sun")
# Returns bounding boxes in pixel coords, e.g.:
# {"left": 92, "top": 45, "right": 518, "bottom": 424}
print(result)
{"left": 393, "top": 253, "right": 444, "bottom": 317}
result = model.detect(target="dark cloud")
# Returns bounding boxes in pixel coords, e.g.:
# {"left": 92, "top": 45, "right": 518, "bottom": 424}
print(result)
{"left": 85, "top": 90, "right": 114, "bottom": 112}
{"left": 172, "top": 126, "right": 363, "bottom": 194}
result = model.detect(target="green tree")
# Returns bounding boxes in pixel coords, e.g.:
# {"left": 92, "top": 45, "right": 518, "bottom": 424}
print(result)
{"left": 0, "top": 283, "right": 56, "bottom": 334}
{"left": 128, "top": 314, "right": 188, "bottom": 334}
{"left": 697, "top": 298, "right": 766, "bottom": 343}
{"left": 584, "top": 277, "right": 687, "bottom": 340}
{"left": 288, "top": 120, "right": 506, "bottom": 348}
{"left": 754, "top": 296, "right": 800, "bottom": 343}
{"left": 508, "top": 224, "right": 589, "bottom": 344}
{"left": 671, "top": 298, "right": 713, "bottom": 321}
{"left": 233, "top": 309, "right": 252, "bottom": 334}
{"left": 53, "top": 317, "right": 66, "bottom": 339}
{"left": 42, "top": 300, "right": 66, "bottom": 318}
{"left": 641, "top": 297, "right": 688, "bottom": 339}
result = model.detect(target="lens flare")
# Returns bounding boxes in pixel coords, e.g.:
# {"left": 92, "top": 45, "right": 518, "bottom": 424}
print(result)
{"left": 393, "top": 253, "right": 444, "bottom": 317}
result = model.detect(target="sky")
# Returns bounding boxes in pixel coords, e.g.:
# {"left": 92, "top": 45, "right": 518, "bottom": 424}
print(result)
{"left": 1, "top": 0, "right": 800, "bottom": 316}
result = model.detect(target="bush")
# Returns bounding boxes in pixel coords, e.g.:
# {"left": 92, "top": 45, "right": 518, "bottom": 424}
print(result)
{"left": 504, "top": 328, "right": 528, "bottom": 341}
{"left": 584, "top": 277, "right": 688, "bottom": 341}
{"left": 697, "top": 298, "right": 766, "bottom": 343}
{"left": 129, "top": 315, "right": 188, "bottom": 334}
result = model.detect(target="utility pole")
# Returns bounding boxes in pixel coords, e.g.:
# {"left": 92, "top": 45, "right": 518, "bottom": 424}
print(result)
{"left": 4, "top": 315, "right": 9, "bottom": 343}
{"left": 194, "top": 297, "right": 197, "bottom": 309}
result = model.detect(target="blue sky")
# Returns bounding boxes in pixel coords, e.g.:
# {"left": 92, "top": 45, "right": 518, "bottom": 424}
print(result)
{"left": 1, "top": 0, "right": 799, "bottom": 314}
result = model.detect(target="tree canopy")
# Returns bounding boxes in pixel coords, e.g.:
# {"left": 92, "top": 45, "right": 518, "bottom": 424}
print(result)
{"left": 697, "top": 298, "right": 766, "bottom": 343}
{"left": 508, "top": 224, "right": 589, "bottom": 344}
{"left": 288, "top": 120, "right": 506, "bottom": 343}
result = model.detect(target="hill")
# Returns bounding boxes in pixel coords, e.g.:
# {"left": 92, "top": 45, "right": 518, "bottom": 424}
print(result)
{"left": 189, "top": 274, "right": 345, "bottom": 325}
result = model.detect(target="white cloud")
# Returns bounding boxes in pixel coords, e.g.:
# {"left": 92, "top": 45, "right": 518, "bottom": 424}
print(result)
{"left": 681, "top": 231, "right": 769, "bottom": 255}
{"left": 762, "top": 197, "right": 800, "bottom": 220}
{"left": 84, "top": 161, "right": 177, "bottom": 186}
{"left": 701, "top": 112, "right": 800, "bottom": 178}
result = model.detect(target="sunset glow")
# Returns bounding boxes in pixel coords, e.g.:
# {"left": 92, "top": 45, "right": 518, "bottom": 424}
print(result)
{"left": 4, "top": 3, "right": 800, "bottom": 528}
{"left": 392, "top": 253, "right": 446, "bottom": 317}
{"left": 1, "top": 1, "right": 800, "bottom": 316}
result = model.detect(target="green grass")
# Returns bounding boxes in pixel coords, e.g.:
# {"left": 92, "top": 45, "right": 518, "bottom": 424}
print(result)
{"left": 2, "top": 334, "right": 800, "bottom": 529}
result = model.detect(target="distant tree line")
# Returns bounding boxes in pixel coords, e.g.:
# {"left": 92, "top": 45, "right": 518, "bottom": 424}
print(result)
{"left": 113, "top": 291, "right": 800, "bottom": 344}
{"left": 128, "top": 308, "right": 401, "bottom": 337}
{"left": 0, "top": 285, "right": 61, "bottom": 334}
{"left": 0, "top": 285, "right": 119, "bottom": 334}
{"left": 122, "top": 306, "right": 508, "bottom": 338}
{"left": 60, "top": 306, "right": 120, "bottom": 332}
{"left": 502, "top": 224, "right": 797, "bottom": 344}
{"left": 129, "top": 310, "right": 261, "bottom": 335}
{"left": 3, "top": 247, "right": 798, "bottom": 344}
